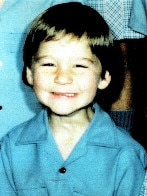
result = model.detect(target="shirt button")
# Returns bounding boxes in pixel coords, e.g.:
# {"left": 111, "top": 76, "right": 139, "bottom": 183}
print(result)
{"left": 59, "top": 167, "right": 66, "bottom": 174}
{"left": 0, "top": 106, "right": 2, "bottom": 110}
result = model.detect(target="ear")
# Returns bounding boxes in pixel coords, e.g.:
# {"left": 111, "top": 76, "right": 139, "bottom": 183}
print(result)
{"left": 97, "top": 71, "right": 111, "bottom": 90}
{"left": 26, "top": 67, "right": 34, "bottom": 85}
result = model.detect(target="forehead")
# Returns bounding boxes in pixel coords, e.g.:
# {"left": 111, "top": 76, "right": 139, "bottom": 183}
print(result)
{"left": 38, "top": 33, "right": 93, "bottom": 57}
{"left": 44, "top": 32, "right": 90, "bottom": 46}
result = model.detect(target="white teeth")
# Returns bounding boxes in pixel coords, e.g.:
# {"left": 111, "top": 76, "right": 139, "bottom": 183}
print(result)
{"left": 60, "top": 93, "right": 74, "bottom": 97}
{"left": 53, "top": 92, "right": 75, "bottom": 97}
{"left": 65, "top": 94, "right": 74, "bottom": 97}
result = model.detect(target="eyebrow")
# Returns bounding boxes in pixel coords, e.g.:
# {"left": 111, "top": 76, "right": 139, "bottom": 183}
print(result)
{"left": 82, "top": 57, "right": 99, "bottom": 65}
{"left": 33, "top": 55, "right": 49, "bottom": 62}
{"left": 33, "top": 55, "right": 98, "bottom": 65}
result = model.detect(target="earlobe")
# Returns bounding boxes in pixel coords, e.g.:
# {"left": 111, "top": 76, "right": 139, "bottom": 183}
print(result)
{"left": 26, "top": 67, "right": 34, "bottom": 85}
{"left": 97, "top": 71, "right": 111, "bottom": 90}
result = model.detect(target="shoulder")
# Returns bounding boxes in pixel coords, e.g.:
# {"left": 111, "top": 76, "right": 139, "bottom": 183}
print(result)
{"left": 2, "top": 121, "right": 30, "bottom": 144}
{"left": 1, "top": 109, "right": 47, "bottom": 145}
{"left": 116, "top": 126, "right": 145, "bottom": 150}
{"left": 113, "top": 126, "right": 147, "bottom": 166}
{"left": 93, "top": 103, "right": 146, "bottom": 153}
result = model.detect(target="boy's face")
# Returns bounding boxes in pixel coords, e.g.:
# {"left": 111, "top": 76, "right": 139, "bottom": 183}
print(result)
{"left": 27, "top": 35, "right": 110, "bottom": 116}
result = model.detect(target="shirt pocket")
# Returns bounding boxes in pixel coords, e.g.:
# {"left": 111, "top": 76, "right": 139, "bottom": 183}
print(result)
{"left": 17, "top": 187, "right": 48, "bottom": 196}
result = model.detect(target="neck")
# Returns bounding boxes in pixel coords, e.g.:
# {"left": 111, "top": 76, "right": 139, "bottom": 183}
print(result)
{"left": 48, "top": 106, "right": 94, "bottom": 134}
{"left": 48, "top": 106, "right": 94, "bottom": 160}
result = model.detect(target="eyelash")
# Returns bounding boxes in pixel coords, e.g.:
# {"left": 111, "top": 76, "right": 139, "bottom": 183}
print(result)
{"left": 42, "top": 63, "right": 55, "bottom": 67}
{"left": 41, "top": 64, "right": 88, "bottom": 68}
{"left": 75, "top": 65, "right": 88, "bottom": 68}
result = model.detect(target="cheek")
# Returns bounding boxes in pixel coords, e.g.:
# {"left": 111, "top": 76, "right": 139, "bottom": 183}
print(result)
{"left": 80, "top": 73, "right": 99, "bottom": 90}
{"left": 33, "top": 73, "right": 48, "bottom": 91}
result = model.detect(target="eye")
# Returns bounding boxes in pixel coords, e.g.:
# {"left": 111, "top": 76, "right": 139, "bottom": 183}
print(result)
{"left": 42, "top": 63, "right": 55, "bottom": 67}
{"left": 75, "top": 64, "right": 88, "bottom": 68}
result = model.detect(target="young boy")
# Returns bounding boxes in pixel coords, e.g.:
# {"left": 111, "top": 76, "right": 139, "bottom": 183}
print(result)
{"left": 0, "top": 2, "right": 146, "bottom": 195}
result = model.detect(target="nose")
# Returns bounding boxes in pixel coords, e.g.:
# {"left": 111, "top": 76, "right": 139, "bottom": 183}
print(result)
{"left": 54, "top": 67, "right": 73, "bottom": 84}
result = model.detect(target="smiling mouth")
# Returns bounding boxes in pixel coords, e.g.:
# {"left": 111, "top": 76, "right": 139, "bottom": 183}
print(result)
{"left": 52, "top": 92, "right": 76, "bottom": 97}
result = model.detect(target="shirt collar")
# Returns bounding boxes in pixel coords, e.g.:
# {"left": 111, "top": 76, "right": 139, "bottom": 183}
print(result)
{"left": 85, "top": 103, "right": 119, "bottom": 148}
{"left": 16, "top": 103, "right": 120, "bottom": 148}
{"left": 16, "top": 109, "right": 49, "bottom": 145}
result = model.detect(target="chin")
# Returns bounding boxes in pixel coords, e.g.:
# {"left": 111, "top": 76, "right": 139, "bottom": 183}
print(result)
{"left": 53, "top": 111, "right": 74, "bottom": 116}
{"left": 50, "top": 107, "right": 80, "bottom": 117}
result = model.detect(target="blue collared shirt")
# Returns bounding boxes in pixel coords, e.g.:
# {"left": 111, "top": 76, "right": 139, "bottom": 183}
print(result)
{"left": 0, "top": 104, "right": 146, "bottom": 195}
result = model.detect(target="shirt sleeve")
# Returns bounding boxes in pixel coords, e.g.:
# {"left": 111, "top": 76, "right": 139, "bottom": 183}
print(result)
{"left": 114, "top": 147, "right": 147, "bottom": 195}
{"left": 0, "top": 140, "right": 16, "bottom": 195}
